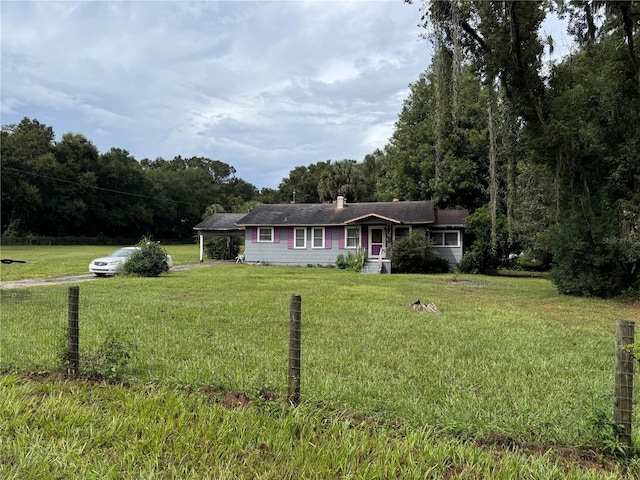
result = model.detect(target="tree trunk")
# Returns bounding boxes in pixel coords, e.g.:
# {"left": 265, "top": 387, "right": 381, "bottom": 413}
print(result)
{"left": 488, "top": 84, "right": 499, "bottom": 254}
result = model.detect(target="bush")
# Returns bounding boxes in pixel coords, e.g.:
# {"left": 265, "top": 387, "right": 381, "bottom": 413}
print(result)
{"left": 84, "top": 329, "right": 137, "bottom": 381}
{"left": 336, "top": 250, "right": 367, "bottom": 272}
{"left": 457, "top": 241, "right": 500, "bottom": 274}
{"left": 122, "top": 237, "right": 170, "bottom": 277}
{"left": 390, "top": 232, "right": 449, "bottom": 274}
{"left": 205, "top": 237, "right": 240, "bottom": 260}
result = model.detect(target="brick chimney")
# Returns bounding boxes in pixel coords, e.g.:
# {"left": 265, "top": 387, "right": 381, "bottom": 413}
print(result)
{"left": 336, "top": 196, "right": 346, "bottom": 209}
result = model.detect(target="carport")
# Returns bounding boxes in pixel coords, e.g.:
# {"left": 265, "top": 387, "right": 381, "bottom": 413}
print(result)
{"left": 193, "top": 213, "right": 246, "bottom": 262}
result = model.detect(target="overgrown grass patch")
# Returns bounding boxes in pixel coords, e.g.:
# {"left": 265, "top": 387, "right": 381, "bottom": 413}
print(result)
{"left": 2, "top": 264, "right": 640, "bottom": 476}
{"left": 1, "top": 374, "right": 636, "bottom": 479}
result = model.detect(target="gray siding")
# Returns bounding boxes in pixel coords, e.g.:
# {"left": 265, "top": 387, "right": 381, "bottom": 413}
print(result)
{"left": 434, "top": 245, "right": 463, "bottom": 266}
{"left": 244, "top": 227, "right": 352, "bottom": 266}
{"left": 244, "top": 225, "right": 464, "bottom": 267}
{"left": 430, "top": 231, "right": 464, "bottom": 266}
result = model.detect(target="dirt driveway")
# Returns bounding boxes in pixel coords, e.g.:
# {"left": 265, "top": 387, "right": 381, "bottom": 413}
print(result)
{"left": 0, "top": 262, "right": 222, "bottom": 290}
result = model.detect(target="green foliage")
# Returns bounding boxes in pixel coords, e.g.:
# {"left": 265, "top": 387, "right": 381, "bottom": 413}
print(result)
{"left": 204, "top": 237, "right": 240, "bottom": 260}
{"left": 3, "top": 374, "right": 637, "bottom": 479}
{"left": 317, "top": 159, "right": 370, "bottom": 203}
{"left": 84, "top": 329, "right": 137, "bottom": 381}
{"left": 390, "top": 231, "right": 449, "bottom": 274}
{"left": 457, "top": 243, "right": 498, "bottom": 274}
{"left": 0, "top": 235, "right": 138, "bottom": 246}
{"left": 335, "top": 250, "right": 366, "bottom": 272}
{"left": 549, "top": 212, "right": 629, "bottom": 298}
{"left": 587, "top": 403, "right": 629, "bottom": 458}
{"left": 122, "top": 237, "right": 170, "bottom": 277}
{"left": 0, "top": 121, "right": 259, "bottom": 241}
{"left": 277, "top": 161, "right": 332, "bottom": 204}
{"left": 457, "top": 205, "right": 505, "bottom": 274}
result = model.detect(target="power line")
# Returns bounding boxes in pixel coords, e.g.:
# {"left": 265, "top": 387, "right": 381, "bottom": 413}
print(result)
{"left": 3, "top": 166, "right": 195, "bottom": 206}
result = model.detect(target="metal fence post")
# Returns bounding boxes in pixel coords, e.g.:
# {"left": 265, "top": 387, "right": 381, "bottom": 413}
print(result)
{"left": 614, "top": 319, "right": 634, "bottom": 454}
{"left": 67, "top": 286, "right": 80, "bottom": 376}
{"left": 288, "top": 294, "right": 302, "bottom": 406}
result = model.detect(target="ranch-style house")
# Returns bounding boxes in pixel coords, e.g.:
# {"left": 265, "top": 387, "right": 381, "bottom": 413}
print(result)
{"left": 194, "top": 197, "right": 468, "bottom": 273}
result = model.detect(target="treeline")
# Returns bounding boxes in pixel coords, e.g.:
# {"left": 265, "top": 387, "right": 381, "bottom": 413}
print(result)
{"left": 1, "top": 120, "right": 261, "bottom": 240}
{"left": 2, "top": 0, "right": 639, "bottom": 297}
{"left": 375, "top": 0, "right": 639, "bottom": 298}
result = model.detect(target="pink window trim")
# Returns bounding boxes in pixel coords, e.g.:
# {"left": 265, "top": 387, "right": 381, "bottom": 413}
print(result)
{"left": 325, "top": 227, "right": 332, "bottom": 249}
{"left": 338, "top": 227, "right": 345, "bottom": 249}
{"left": 251, "top": 227, "right": 257, "bottom": 243}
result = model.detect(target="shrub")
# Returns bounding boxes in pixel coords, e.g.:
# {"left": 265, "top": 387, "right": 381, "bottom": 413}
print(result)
{"left": 122, "top": 237, "right": 170, "bottom": 277}
{"left": 84, "top": 329, "right": 137, "bottom": 381}
{"left": 390, "top": 231, "right": 449, "bottom": 274}
{"left": 205, "top": 237, "right": 240, "bottom": 260}
{"left": 549, "top": 212, "right": 630, "bottom": 298}
{"left": 336, "top": 250, "right": 367, "bottom": 272}
{"left": 457, "top": 241, "right": 499, "bottom": 274}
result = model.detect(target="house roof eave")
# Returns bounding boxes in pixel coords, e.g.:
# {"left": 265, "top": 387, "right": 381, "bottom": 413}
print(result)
{"left": 344, "top": 213, "right": 404, "bottom": 224}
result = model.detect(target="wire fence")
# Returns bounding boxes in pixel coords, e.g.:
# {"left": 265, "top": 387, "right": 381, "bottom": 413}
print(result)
{"left": 0, "top": 285, "right": 289, "bottom": 391}
{"left": 1, "top": 284, "right": 640, "bottom": 450}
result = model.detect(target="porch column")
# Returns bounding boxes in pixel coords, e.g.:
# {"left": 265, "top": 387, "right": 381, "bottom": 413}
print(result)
{"left": 199, "top": 234, "right": 204, "bottom": 262}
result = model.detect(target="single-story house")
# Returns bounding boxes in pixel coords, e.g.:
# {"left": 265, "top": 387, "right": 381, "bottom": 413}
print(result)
{"left": 194, "top": 197, "right": 468, "bottom": 272}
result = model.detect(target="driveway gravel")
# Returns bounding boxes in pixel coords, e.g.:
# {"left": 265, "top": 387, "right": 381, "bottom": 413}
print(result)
{"left": 0, "top": 262, "right": 222, "bottom": 290}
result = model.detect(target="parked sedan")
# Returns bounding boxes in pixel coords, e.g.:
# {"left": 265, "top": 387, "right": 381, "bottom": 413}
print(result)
{"left": 88, "top": 247, "right": 173, "bottom": 276}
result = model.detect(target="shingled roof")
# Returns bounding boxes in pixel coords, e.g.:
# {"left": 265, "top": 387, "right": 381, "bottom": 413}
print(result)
{"left": 193, "top": 213, "right": 246, "bottom": 232}
{"left": 434, "top": 208, "right": 469, "bottom": 227}
{"left": 236, "top": 200, "right": 436, "bottom": 227}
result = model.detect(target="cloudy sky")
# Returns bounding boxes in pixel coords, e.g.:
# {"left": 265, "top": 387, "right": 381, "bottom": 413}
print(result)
{"left": 1, "top": 0, "right": 437, "bottom": 189}
{"left": 2, "top": 1, "right": 571, "bottom": 191}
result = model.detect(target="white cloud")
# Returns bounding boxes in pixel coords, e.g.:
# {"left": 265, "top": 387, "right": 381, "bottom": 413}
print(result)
{"left": 1, "top": 0, "right": 428, "bottom": 189}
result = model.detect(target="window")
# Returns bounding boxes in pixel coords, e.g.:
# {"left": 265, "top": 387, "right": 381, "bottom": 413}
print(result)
{"left": 294, "top": 228, "right": 306, "bottom": 249}
{"left": 258, "top": 227, "right": 274, "bottom": 242}
{"left": 429, "top": 231, "right": 460, "bottom": 247}
{"left": 312, "top": 227, "right": 325, "bottom": 248}
{"left": 393, "top": 226, "right": 411, "bottom": 241}
{"left": 346, "top": 226, "right": 360, "bottom": 249}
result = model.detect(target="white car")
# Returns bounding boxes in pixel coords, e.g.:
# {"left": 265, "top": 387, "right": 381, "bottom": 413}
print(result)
{"left": 89, "top": 247, "right": 173, "bottom": 276}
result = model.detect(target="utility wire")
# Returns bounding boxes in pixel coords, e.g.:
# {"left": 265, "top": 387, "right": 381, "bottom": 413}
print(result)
{"left": 3, "top": 166, "right": 195, "bottom": 206}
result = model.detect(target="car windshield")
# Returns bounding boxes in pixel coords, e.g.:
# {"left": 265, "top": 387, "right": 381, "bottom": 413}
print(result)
{"left": 109, "top": 248, "right": 136, "bottom": 258}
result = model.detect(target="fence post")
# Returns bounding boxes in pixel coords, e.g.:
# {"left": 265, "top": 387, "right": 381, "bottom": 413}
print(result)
{"left": 288, "top": 294, "right": 302, "bottom": 406}
{"left": 67, "top": 286, "right": 80, "bottom": 376}
{"left": 614, "top": 319, "right": 634, "bottom": 453}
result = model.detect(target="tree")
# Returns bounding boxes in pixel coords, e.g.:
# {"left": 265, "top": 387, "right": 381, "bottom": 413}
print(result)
{"left": 277, "top": 161, "right": 332, "bottom": 203}
{"left": 317, "top": 159, "right": 367, "bottom": 203}
{"left": 1, "top": 118, "right": 56, "bottom": 235}
{"left": 541, "top": 28, "right": 640, "bottom": 296}
{"left": 413, "top": 0, "right": 639, "bottom": 295}
{"left": 140, "top": 156, "right": 250, "bottom": 239}
{"left": 50, "top": 133, "right": 101, "bottom": 235}
{"left": 92, "top": 148, "right": 154, "bottom": 237}
{"left": 378, "top": 67, "right": 488, "bottom": 209}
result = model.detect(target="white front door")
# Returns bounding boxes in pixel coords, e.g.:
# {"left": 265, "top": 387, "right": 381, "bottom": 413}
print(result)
{"left": 368, "top": 226, "right": 385, "bottom": 258}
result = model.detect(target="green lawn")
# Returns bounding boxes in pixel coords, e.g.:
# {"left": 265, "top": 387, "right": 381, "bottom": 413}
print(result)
{"left": 2, "top": 248, "right": 640, "bottom": 478}
{"left": 0, "top": 244, "right": 203, "bottom": 281}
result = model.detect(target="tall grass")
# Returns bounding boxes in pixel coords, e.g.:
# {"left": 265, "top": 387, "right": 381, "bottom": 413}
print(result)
{"left": 4, "top": 374, "right": 635, "bottom": 479}
{"left": 2, "top": 265, "right": 639, "bottom": 452}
